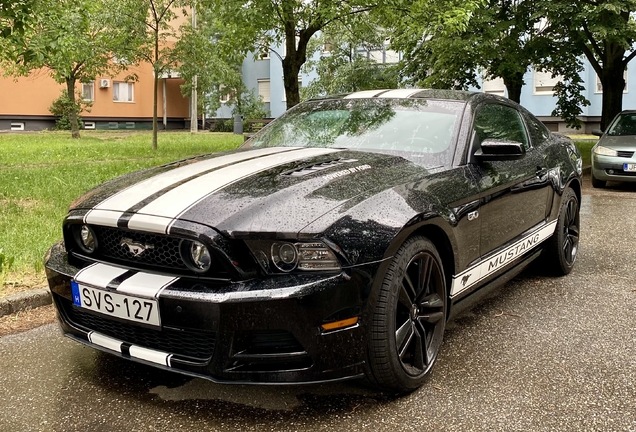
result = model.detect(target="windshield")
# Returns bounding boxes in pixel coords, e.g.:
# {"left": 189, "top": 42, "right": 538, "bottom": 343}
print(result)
{"left": 607, "top": 113, "right": 636, "bottom": 136}
{"left": 241, "top": 98, "right": 464, "bottom": 166}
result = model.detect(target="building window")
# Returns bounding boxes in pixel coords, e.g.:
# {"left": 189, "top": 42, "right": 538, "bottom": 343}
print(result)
{"left": 113, "top": 82, "right": 134, "bottom": 102}
{"left": 82, "top": 82, "right": 94, "bottom": 101}
{"left": 596, "top": 70, "right": 628, "bottom": 94}
{"left": 258, "top": 79, "right": 271, "bottom": 102}
{"left": 482, "top": 76, "right": 506, "bottom": 96}
{"left": 533, "top": 70, "right": 561, "bottom": 95}
{"left": 10, "top": 122, "right": 25, "bottom": 131}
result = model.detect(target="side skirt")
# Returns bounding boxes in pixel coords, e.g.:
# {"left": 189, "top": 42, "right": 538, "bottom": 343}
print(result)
{"left": 447, "top": 249, "right": 542, "bottom": 321}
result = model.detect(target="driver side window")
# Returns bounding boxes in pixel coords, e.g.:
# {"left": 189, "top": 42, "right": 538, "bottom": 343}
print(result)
{"left": 473, "top": 104, "right": 529, "bottom": 150}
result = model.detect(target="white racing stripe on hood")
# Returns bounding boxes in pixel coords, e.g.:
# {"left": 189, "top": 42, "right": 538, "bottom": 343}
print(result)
{"left": 84, "top": 147, "right": 295, "bottom": 227}
{"left": 344, "top": 89, "right": 388, "bottom": 99}
{"left": 377, "top": 89, "right": 423, "bottom": 98}
{"left": 128, "top": 147, "right": 343, "bottom": 234}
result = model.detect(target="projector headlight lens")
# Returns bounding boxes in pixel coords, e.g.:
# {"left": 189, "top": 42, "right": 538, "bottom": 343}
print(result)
{"left": 77, "top": 225, "right": 97, "bottom": 254}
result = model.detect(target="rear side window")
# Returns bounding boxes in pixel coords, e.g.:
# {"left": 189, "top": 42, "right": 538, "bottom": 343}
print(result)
{"left": 473, "top": 104, "right": 529, "bottom": 149}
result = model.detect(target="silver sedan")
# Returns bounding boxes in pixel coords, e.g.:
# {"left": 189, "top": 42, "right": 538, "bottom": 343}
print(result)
{"left": 592, "top": 110, "right": 636, "bottom": 188}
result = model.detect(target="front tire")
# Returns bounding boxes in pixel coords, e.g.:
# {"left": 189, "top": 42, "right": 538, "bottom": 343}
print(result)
{"left": 367, "top": 236, "right": 447, "bottom": 393}
{"left": 544, "top": 187, "right": 580, "bottom": 275}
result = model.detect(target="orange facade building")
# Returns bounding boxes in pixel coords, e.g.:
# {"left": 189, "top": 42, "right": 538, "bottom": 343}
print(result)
{"left": 0, "top": 62, "right": 190, "bottom": 131}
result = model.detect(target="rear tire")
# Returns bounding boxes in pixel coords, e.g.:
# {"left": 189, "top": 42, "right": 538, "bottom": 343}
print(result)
{"left": 591, "top": 173, "right": 606, "bottom": 188}
{"left": 367, "top": 236, "right": 447, "bottom": 393}
{"left": 544, "top": 188, "right": 580, "bottom": 275}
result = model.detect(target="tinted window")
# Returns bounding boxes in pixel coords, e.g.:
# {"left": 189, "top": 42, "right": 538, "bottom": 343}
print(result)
{"left": 607, "top": 113, "right": 636, "bottom": 136}
{"left": 243, "top": 98, "right": 465, "bottom": 167}
{"left": 473, "top": 104, "right": 529, "bottom": 149}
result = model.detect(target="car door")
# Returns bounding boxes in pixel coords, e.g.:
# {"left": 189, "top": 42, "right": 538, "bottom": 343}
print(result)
{"left": 469, "top": 102, "right": 551, "bottom": 257}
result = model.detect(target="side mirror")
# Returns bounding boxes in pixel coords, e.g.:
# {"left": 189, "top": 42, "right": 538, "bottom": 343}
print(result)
{"left": 592, "top": 129, "right": 604, "bottom": 137}
{"left": 475, "top": 139, "right": 525, "bottom": 161}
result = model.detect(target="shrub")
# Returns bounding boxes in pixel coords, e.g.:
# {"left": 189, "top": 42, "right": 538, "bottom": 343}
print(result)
{"left": 49, "top": 90, "right": 90, "bottom": 130}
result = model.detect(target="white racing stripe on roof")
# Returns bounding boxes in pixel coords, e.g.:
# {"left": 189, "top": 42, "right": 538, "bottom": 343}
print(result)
{"left": 116, "top": 272, "right": 179, "bottom": 298}
{"left": 88, "top": 332, "right": 123, "bottom": 352}
{"left": 377, "top": 89, "right": 423, "bottom": 98}
{"left": 74, "top": 263, "right": 129, "bottom": 289}
{"left": 129, "top": 345, "right": 171, "bottom": 366}
{"left": 127, "top": 147, "right": 343, "bottom": 234}
{"left": 343, "top": 90, "right": 389, "bottom": 99}
{"left": 84, "top": 147, "right": 294, "bottom": 226}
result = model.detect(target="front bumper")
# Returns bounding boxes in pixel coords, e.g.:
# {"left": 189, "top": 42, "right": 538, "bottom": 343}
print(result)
{"left": 45, "top": 241, "right": 382, "bottom": 384}
{"left": 592, "top": 153, "right": 636, "bottom": 182}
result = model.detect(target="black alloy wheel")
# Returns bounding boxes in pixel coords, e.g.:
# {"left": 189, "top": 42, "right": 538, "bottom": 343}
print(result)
{"left": 545, "top": 187, "right": 580, "bottom": 275}
{"left": 368, "top": 236, "right": 447, "bottom": 393}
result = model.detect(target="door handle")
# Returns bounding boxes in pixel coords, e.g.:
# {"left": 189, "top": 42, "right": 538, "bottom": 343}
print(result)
{"left": 536, "top": 167, "right": 548, "bottom": 177}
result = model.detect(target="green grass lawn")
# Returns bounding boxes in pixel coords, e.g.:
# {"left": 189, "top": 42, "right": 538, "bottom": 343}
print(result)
{"left": 573, "top": 139, "right": 596, "bottom": 167}
{"left": 0, "top": 131, "right": 243, "bottom": 280}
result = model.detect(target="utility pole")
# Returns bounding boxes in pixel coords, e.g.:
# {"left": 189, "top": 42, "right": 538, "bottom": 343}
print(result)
{"left": 190, "top": 1, "right": 198, "bottom": 133}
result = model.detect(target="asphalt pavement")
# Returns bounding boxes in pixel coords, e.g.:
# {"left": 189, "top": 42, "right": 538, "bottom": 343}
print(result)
{"left": 1, "top": 182, "right": 635, "bottom": 431}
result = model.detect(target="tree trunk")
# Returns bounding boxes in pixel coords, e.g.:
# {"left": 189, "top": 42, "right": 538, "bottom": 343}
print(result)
{"left": 66, "top": 78, "right": 80, "bottom": 139}
{"left": 600, "top": 56, "right": 625, "bottom": 130}
{"left": 282, "top": 55, "right": 302, "bottom": 109}
{"left": 153, "top": 74, "right": 158, "bottom": 150}
{"left": 152, "top": 29, "right": 159, "bottom": 150}
{"left": 502, "top": 72, "right": 524, "bottom": 104}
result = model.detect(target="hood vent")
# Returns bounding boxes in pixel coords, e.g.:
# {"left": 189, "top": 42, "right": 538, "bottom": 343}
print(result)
{"left": 283, "top": 158, "right": 358, "bottom": 177}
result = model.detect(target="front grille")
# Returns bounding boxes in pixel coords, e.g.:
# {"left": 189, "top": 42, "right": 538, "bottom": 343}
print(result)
{"left": 617, "top": 150, "right": 635, "bottom": 158}
{"left": 94, "top": 226, "right": 187, "bottom": 270}
{"left": 63, "top": 300, "right": 215, "bottom": 360}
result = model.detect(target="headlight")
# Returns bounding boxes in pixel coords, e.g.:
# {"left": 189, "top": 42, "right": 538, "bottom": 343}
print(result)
{"left": 594, "top": 145, "right": 618, "bottom": 156}
{"left": 247, "top": 240, "right": 341, "bottom": 273}
{"left": 75, "top": 224, "right": 97, "bottom": 254}
{"left": 180, "top": 240, "right": 212, "bottom": 273}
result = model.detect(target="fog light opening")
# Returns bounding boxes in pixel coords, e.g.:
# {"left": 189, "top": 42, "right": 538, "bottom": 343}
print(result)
{"left": 321, "top": 317, "right": 359, "bottom": 331}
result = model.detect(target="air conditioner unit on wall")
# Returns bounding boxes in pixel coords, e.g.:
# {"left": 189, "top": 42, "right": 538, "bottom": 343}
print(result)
{"left": 99, "top": 79, "right": 110, "bottom": 88}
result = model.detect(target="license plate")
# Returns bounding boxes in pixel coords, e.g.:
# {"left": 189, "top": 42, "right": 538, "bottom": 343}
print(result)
{"left": 71, "top": 281, "right": 160, "bottom": 327}
{"left": 624, "top": 163, "right": 636, "bottom": 172}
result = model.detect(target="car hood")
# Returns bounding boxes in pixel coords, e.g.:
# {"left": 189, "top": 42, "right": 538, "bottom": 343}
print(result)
{"left": 74, "top": 147, "right": 431, "bottom": 237}
{"left": 598, "top": 135, "right": 636, "bottom": 150}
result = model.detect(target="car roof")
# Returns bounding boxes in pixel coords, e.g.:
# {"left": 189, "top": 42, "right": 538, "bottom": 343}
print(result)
{"left": 308, "top": 88, "right": 502, "bottom": 106}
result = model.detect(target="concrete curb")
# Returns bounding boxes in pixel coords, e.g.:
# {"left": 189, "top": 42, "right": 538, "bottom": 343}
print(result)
{"left": 0, "top": 288, "right": 52, "bottom": 318}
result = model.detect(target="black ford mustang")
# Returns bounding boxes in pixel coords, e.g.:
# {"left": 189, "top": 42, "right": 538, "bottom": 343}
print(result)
{"left": 45, "top": 89, "right": 582, "bottom": 393}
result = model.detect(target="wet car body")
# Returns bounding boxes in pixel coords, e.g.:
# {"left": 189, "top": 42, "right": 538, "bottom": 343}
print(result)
{"left": 45, "top": 89, "right": 583, "bottom": 392}
{"left": 591, "top": 110, "right": 636, "bottom": 187}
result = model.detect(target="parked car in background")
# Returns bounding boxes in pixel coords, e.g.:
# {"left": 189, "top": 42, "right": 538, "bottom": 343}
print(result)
{"left": 45, "top": 89, "right": 582, "bottom": 393}
{"left": 592, "top": 111, "right": 636, "bottom": 188}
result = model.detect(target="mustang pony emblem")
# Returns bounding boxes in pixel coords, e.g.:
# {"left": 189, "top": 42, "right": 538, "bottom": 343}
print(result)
{"left": 120, "top": 238, "right": 154, "bottom": 257}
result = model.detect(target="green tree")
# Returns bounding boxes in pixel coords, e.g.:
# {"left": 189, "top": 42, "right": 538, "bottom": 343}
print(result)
{"left": 115, "top": 0, "right": 192, "bottom": 149}
{"left": 0, "top": 0, "right": 31, "bottom": 39}
{"left": 173, "top": 3, "right": 251, "bottom": 123}
{"left": 301, "top": 19, "right": 400, "bottom": 99}
{"left": 389, "top": 0, "right": 591, "bottom": 128}
{"left": 206, "top": 0, "right": 377, "bottom": 110}
{"left": 540, "top": 0, "right": 636, "bottom": 129}
{"left": 0, "top": 0, "right": 133, "bottom": 138}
